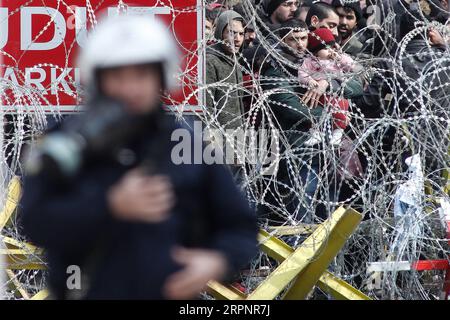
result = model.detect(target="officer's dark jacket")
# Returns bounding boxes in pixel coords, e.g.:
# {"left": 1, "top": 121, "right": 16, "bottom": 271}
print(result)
{"left": 20, "top": 109, "right": 258, "bottom": 299}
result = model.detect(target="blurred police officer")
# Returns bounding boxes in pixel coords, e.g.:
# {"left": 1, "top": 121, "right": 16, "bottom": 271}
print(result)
{"left": 20, "top": 15, "right": 257, "bottom": 300}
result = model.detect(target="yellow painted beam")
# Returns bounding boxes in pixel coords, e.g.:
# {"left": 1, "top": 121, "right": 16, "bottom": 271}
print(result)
{"left": 1, "top": 249, "right": 46, "bottom": 270}
{"left": 283, "top": 208, "right": 362, "bottom": 299}
{"left": 443, "top": 168, "right": 450, "bottom": 196}
{"left": 247, "top": 207, "right": 350, "bottom": 300}
{"left": 6, "top": 269, "right": 30, "bottom": 299}
{"left": 207, "top": 280, "right": 245, "bottom": 300}
{"left": 0, "top": 176, "right": 21, "bottom": 232}
{"left": 1, "top": 236, "right": 39, "bottom": 252}
{"left": 257, "top": 229, "right": 293, "bottom": 262}
{"left": 316, "top": 269, "right": 370, "bottom": 300}
{"left": 266, "top": 224, "right": 318, "bottom": 236}
{"left": 30, "top": 289, "right": 50, "bottom": 300}
{"left": 258, "top": 228, "right": 370, "bottom": 300}
{"left": 248, "top": 207, "right": 363, "bottom": 300}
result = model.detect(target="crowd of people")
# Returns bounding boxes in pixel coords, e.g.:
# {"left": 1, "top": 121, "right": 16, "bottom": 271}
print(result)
{"left": 203, "top": 0, "right": 450, "bottom": 226}
{"left": 6, "top": 0, "right": 449, "bottom": 300}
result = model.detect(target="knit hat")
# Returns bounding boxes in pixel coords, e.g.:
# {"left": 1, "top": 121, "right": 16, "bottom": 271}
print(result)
{"left": 307, "top": 27, "right": 336, "bottom": 53}
{"left": 214, "top": 10, "right": 245, "bottom": 41}
{"left": 332, "top": 0, "right": 363, "bottom": 21}
{"left": 263, "top": 0, "right": 286, "bottom": 17}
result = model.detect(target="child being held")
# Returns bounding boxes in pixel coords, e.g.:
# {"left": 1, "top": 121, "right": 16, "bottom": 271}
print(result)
{"left": 298, "top": 27, "right": 357, "bottom": 146}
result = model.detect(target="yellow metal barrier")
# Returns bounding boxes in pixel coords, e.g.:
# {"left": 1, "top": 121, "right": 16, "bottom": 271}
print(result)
{"left": 208, "top": 207, "right": 370, "bottom": 300}
{"left": 0, "top": 176, "right": 21, "bottom": 232}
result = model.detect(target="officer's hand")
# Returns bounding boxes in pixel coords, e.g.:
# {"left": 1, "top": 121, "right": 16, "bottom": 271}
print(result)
{"left": 108, "top": 169, "right": 175, "bottom": 223}
{"left": 163, "top": 247, "right": 228, "bottom": 300}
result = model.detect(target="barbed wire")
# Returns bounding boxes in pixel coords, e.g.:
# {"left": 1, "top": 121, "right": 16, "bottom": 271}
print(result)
{"left": 0, "top": 0, "right": 449, "bottom": 300}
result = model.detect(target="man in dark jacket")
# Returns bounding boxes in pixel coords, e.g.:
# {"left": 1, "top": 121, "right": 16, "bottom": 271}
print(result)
{"left": 356, "top": 7, "right": 450, "bottom": 118}
{"left": 260, "top": 19, "right": 364, "bottom": 223}
{"left": 354, "top": 7, "right": 450, "bottom": 178}
{"left": 20, "top": 15, "right": 257, "bottom": 300}
{"left": 243, "top": 0, "right": 299, "bottom": 73}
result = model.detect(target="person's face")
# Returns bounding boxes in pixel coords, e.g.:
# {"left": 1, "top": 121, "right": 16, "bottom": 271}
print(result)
{"left": 205, "top": 19, "right": 214, "bottom": 40}
{"left": 222, "top": 20, "right": 244, "bottom": 53}
{"left": 283, "top": 30, "right": 309, "bottom": 54}
{"left": 271, "top": 0, "right": 300, "bottom": 24}
{"left": 315, "top": 47, "right": 336, "bottom": 60}
{"left": 336, "top": 7, "right": 358, "bottom": 39}
{"left": 311, "top": 11, "right": 340, "bottom": 37}
{"left": 99, "top": 65, "right": 162, "bottom": 114}
{"left": 244, "top": 29, "right": 257, "bottom": 47}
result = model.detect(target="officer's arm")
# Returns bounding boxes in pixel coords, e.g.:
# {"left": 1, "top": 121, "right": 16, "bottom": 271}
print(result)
{"left": 204, "top": 164, "right": 258, "bottom": 279}
{"left": 20, "top": 173, "right": 111, "bottom": 252}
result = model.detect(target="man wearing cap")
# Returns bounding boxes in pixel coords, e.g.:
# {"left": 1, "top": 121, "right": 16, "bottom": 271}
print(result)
{"left": 241, "top": 1, "right": 300, "bottom": 73}
{"left": 263, "top": 0, "right": 300, "bottom": 26}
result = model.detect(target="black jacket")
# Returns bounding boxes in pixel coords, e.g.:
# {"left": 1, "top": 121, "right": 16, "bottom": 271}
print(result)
{"left": 356, "top": 39, "right": 449, "bottom": 117}
{"left": 20, "top": 109, "right": 258, "bottom": 299}
{"left": 242, "top": 11, "right": 279, "bottom": 74}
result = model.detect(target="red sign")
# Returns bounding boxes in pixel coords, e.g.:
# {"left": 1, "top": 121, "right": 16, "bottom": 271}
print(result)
{"left": 0, "top": 0, "right": 204, "bottom": 113}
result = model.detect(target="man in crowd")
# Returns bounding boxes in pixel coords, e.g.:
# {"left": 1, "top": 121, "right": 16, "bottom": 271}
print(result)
{"left": 260, "top": 19, "right": 320, "bottom": 223}
{"left": 332, "top": 0, "right": 364, "bottom": 55}
{"left": 305, "top": 1, "right": 340, "bottom": 37}
{"left": 206, "top": 10, "right": 246, "bottom": 129}
{"left": 233, "top": 3, "right": 259, "bottom": 49}
{"left": 260, "top": 19, "right": 364, "bottom": 223}
{"left": 242, "top": 0, "right": 299, "bottom": 72}
{"left": 262, "top": 0, "right": 300, "bottom": 28}
{"left": 353, "top": 5, "right": 449, "bottom": 184}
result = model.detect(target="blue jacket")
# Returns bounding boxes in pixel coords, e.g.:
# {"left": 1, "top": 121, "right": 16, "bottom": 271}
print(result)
{"left": 20, "top": 110, "right": 258, "bottom": 299}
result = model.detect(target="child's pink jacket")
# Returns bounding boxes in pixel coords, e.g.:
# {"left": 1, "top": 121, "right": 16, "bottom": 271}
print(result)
{"left": 298, "top": 54, "right": 355, "bottom": 86}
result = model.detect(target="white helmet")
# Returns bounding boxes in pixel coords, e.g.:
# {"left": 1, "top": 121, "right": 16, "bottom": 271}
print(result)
{"left": 78, "top": 15, "right": 180, "bottom": 91}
